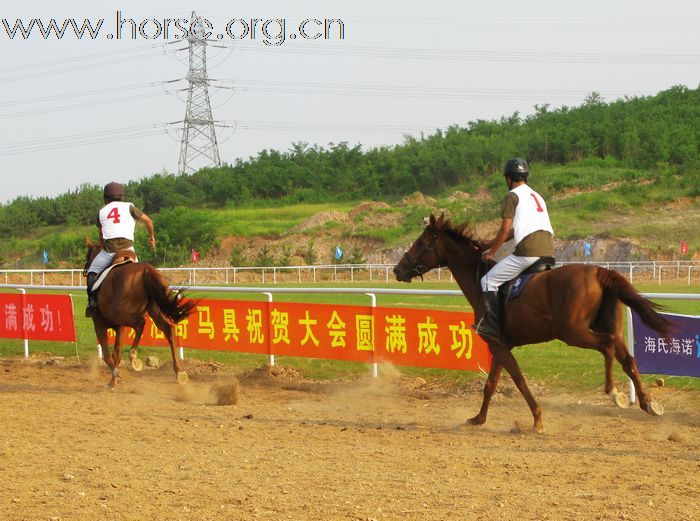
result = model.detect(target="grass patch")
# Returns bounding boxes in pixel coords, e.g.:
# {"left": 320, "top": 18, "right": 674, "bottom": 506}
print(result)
{"left": 2, "top": 282, "right": 698, "bottom": 393}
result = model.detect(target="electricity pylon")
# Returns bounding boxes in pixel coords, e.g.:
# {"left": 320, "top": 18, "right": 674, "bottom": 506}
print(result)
{"left": 177, "top": 11, "right": 221, "bottom": 175}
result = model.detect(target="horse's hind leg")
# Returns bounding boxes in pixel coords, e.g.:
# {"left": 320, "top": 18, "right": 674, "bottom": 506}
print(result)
{"left": 150, "top": 310, "right": 188, "bottom": 384}
{"left": 93, "top": 321, "right": 118, "bottom": 389}
{"left": 614, "top": 339, "right": 663, "bottom": 416}
{"left": 107, "top": 327, "right": 127, "bottom": 388}
{"left": 491, "top": 344, "right": 543, "bottom": 433}
{"left": 558, "top": 326, "right": 627, "bottom": 407}
{"left": 467, "top": 360, "right": 503, "bottom": 426}
{"left": 128, "top": 317, "right": 146, "bottom": 371}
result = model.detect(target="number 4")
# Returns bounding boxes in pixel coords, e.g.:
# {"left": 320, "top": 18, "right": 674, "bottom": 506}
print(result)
{"left": 106, "top": 207, "right": 121, "bottom": 223}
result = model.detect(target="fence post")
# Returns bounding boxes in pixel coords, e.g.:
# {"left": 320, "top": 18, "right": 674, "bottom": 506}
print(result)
{"left": 365, "top": 292, "right": 378, "bottom": 378}
{"left": 263, "top": 292, "right": 275, "bottom": 367}
{"left": 18, "top": 288, "right": 29, "bottom": 359}
{"left": 625, "top": 307, "right": 636, "bottom": 405}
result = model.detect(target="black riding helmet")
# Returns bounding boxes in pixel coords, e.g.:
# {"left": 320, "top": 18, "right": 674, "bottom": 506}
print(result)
{"left": 103, "top": 182, "right": 124, "bottom": 202}
{"left": 503, "top": 158, "right": 530, "bottom": 182}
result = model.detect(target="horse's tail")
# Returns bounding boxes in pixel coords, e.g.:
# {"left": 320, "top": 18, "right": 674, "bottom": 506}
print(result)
{"left": 596, "top": 267, "right": 675, "bottom": 339}
{"left": 143, "top": 266, "right": 198, "bottom": 324}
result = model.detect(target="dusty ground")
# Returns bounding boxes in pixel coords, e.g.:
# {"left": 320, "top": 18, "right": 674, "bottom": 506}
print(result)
{"left": 0, "top": 356, "right": 698, "bottom": 521}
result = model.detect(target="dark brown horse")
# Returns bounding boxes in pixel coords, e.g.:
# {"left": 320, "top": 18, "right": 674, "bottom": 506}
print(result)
{"left": 84, "top": 239, "right": 197, "bottom": 388}
{"left": 393, "top": 214, "right": 675, "bottom": 433}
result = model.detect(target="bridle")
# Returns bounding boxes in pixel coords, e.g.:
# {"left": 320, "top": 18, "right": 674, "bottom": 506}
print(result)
{"left": 401, "top": 231, "right": 445, "bottom": 280}
{"left": 401, "top": 228, "right": 490, "bottom": 283}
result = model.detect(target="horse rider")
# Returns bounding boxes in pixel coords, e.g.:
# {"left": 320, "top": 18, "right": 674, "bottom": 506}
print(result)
{"left": 475, "top": 158, "right": 555, "bottom": 343}
{"left": 84, "top": 182, "right": 156, "bottom": 317}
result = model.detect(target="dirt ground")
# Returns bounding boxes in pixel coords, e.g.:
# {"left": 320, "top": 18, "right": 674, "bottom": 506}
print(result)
{"left": 0, "top": 355, "right": 698, "bottom": 521}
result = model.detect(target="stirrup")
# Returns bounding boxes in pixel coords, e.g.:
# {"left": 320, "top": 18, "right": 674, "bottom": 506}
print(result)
{"left": 473, "top": 317, "right": 505, "bottom": 344}
{"left": 85, "top": 304, "right": 97, "bottom": 318}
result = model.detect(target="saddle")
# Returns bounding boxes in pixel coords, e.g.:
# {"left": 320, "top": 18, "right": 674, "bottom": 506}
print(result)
{"left": 500, "top": 256, "right": 556, "bottom": 301}
{"left": 496, "top": 256, "right": 556, "bottom": 344}
{"left": 92, "top": 250, "right": 137, "bottom": 292}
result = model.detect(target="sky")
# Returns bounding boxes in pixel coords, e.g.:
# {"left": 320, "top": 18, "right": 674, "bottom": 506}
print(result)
{"left": 0, "top": 0, "right": 698, "bottom": 204}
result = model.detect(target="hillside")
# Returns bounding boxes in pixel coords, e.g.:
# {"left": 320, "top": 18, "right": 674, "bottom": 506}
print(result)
{"left": 3, "top": 160, "right": 699, "bottom": 270}
{"left": 1, "top": 85, "right": 698, "bottom": 268}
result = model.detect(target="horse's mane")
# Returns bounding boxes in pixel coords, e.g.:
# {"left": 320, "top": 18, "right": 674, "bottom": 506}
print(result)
{"left": 427, "top": 214, "right": 488, "bottom": 252}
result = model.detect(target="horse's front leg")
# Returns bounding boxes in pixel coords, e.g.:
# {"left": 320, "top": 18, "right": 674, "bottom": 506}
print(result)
{"left": 467, "top": 359, "right": 502, "bottom": 426}
{"left": 492, "top": 344, "right": 544, "bottom": 434}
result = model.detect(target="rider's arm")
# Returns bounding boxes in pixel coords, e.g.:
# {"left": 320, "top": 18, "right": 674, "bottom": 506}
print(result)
{"left": 138, "top": 213, "right": 157, "bottom": 249}
{"left": 484, "top": 219, "right": 513, "bottom": 260}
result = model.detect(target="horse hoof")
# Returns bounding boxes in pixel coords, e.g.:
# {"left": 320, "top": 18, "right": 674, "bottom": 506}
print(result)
{"left": 646, "top": 401, "right": 664, "bottom": 416}
{"left": 128, "top": 349, "right": 138, "bottom": 361}
{"left": 177, "top": 372, "right": 189, "bottom": 385}
{"left": 466, "top": 416, "right": 485, "bottom": 426}
{"left": 130, "top": 358, "right": 144, "bottom": 372}
{"left": 611, "top": 391, "right": 630, "bottom": 409}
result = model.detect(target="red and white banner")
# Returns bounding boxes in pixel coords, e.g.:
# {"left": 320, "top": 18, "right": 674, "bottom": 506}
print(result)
{"left": 0, "top": 293, "right": 76, "bottom": 342}
{"left": 109, "top": 299, "right": 492, "bottom": 373}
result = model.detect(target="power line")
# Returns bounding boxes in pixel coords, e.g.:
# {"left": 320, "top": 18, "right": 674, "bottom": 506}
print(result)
{"left": 0, "top": 81, "right": 162, "bottom": 108}
{"left": 213, "top": 78, "right": 654, "bottom": 103}
{"left": 0, "top": 124, "right": 168, "bottom": 155}
{"left": 220, "top": 41, "right": 700, "bottom": 64}
{"left": 0, "top": 91, "right": 168, "bottom": 120}
{"left": 0, "top": 46, "right": 168, "bottom": 84}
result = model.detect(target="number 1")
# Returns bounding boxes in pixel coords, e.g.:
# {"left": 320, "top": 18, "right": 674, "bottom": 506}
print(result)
{"left": 530, "top": 193, "right": 544, "bottom": 213}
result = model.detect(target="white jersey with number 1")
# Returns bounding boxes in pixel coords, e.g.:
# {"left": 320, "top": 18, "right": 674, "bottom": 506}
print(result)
{"left": 510, "top": 184, "right": 553, "bottom": 246}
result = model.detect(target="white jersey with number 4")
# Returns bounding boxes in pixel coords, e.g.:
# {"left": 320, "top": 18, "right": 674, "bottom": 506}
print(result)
{"left": 99, "top": 201, "right": 136, "bottom": 241}
{"left": 510, "top": 184, "right": 553, "bottom": 245}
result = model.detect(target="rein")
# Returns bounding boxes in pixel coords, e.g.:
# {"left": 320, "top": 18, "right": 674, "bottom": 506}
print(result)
{"left": 402, "top": 228, "right": 488, "bottom": 282}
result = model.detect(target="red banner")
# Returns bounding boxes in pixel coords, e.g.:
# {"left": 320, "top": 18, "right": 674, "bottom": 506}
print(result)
{"left": 0, "top": 293, "right": 76, "bottom": 342}
{"left": 109, "top": 299, "right": 491, "bottom": 372}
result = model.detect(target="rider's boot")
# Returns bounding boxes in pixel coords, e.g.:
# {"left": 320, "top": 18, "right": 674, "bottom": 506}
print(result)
{"left": 474, "top": 291, "right": 505, "bottom": 344}
{"left": 85, "top": 272, "right": 98, "bottom": 318}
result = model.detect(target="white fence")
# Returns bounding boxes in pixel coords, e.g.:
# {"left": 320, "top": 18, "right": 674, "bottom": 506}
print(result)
{"left": 1, "top": 283, "right": 697, "bottom": 395}
{"left": 2, "top": 260, "right": 700, "bottom": 287}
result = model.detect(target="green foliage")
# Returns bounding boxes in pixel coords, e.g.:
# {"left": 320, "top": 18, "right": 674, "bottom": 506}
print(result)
{"left": 302, "top": 240, "right": 318, "bottom": 265}
{"left": 2, "top": 86, "right": 698, "bottom": 238}
{"left": 254, "top": 245, "right": 275, "bottom": 267}
{"left": 229, "top": 245, "right": 247, "bottom": 267}
{"left": 347, "top": 246, "right": 366, "bottom": 264}
{"left": 0, "top": 86, "right": 699, "bottom": 263}
{"left": 278, "top": 244, "right": 293, "bottom": 266}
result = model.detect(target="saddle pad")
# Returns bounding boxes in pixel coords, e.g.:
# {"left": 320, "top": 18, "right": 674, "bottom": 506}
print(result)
{"left": 507, "top": 273, "right": 534, "bottom": 300}
{"left": 92, "top": 258, "right": 135, "bottom": 292}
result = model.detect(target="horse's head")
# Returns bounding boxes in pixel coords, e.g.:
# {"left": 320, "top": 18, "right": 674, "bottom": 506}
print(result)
{"left": 83, "top": 236, "right": 99, "bottom": 275}
{"left": 393, "top": 213, "right": 486, "bottom": 282}
{"left": 393, "top": 213, "right": 450, "bottom": 282}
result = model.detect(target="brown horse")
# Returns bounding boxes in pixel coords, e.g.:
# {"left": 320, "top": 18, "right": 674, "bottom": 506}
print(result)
{"left": 393, "top": 214, "right": 675, "bottom": 433}
{"left": 84, "top": 239, "right": 197, "bottom": 388}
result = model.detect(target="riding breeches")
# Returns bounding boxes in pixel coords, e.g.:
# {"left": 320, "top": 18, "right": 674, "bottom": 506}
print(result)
{"left": 87, "top": 247, "right": 136, "bottom": 274}
{"left": 480, "top": 254, "right": 539, "bottom": 292}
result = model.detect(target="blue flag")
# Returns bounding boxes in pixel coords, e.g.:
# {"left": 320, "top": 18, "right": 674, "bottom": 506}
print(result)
{"left": 584, "top": 242, "right": 591, "bottom": 257}
{"left": 334, "top": 246, "right": 343, "bottom": 260}
{"left": 42, "top": 250, "right": 49, "bottom": 264}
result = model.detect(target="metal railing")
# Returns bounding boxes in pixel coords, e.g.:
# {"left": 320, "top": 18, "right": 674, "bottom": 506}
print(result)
{"left": 1, "top": 260, "right": 700, "bottom": 287}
